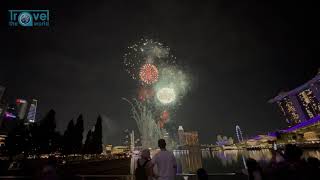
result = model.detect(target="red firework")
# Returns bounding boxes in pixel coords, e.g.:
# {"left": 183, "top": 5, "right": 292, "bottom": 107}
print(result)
{"left": 160, "top": 110, "right": 169, "bottom": 122}
{"left": 138, "top": 87, "right": 155, "bottom": 101}
{"left": 139, "top": 64, "right": 159, "bottom": 84}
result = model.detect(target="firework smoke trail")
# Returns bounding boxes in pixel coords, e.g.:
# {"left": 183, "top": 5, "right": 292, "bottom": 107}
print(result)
{"left": 122, "top": 98, "right": 162, "bottom": 148}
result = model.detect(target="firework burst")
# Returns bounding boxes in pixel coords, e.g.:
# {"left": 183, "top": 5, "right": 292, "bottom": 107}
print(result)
{"left": 139, "top": 63, "right": 159, "bottom": 84}
{"left": 154, "top": 65, "right": 190, "bottom": 107}
{"left": 123, "top": 37, "right": 190, "bottom": 148}
{"left": 123, "top": 38, "right": 175, "bottom": 81}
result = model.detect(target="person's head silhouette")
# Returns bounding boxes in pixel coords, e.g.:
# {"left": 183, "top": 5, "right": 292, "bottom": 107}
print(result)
{"left": 197, "top": 168, "right": 208, "bottom": 180}
{"left": 158, "top": 139, "right": 166, "bottom": 150}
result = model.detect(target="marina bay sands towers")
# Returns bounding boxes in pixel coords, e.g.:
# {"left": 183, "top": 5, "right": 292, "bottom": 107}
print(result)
{"left": 269, "top": 70, "right": 320, "bottom": 127}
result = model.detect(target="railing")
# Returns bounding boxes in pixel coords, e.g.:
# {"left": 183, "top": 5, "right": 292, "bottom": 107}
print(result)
{"left": 76, "top": 173, "right": 247, "bottom": 180}
{"left": 0, "top": 176, "right": 32, "bottom": 179}
{"left": 0, "top": 173, "right": 247, "bottom": 180}
{"left": 76, "top": 175, "right": 133, "bottom": 180}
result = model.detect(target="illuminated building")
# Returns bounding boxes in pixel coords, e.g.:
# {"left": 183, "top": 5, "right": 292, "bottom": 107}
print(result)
{"left": 184, "top": 131, "right": 199, "bottom": 145}
{"left": 4, "top": 104, "right": 17, "bottom": 120}
{"left": 177, "top": 126, "right": 199, "bottom": 146}
{"left": 178, "top": 126, "right": 185, "bottom": 145}
{"left": 16, "top": 99, "right": 28, "bottom": 120}
{"left": 298, "top": 89, "right": 320, "bottom": 119}
{"left": 0, "top": 134, "right": 7, "bottom": 148}
{"left": 111, "top": 146, "right": 129, "bottom": 155}
{"left": 104, "top": 144, "right": 112, "bottom": 155}
{"left": 303, "top": 131, "right": 319, "bottom": 141}
{"left": 27, "top": 99, "right": 38, "bottom": 123}
{"left": 0, "top": 86, "right": 6, "bottom": 120}
{"left": 269, "top": 70, "right": 320, "bottom": 126}
{"left": 0, "top": 86, "right": 5, "bottom": 102}
{"left": 0, "top": 104, "right": 6, "bottom": 121}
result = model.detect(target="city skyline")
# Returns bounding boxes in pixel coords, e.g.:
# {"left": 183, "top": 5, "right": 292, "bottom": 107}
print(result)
{"left": 1, "top": 0, "right": 320, "bottom": 144}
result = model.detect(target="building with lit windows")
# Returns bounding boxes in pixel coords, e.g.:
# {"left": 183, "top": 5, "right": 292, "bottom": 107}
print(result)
{"left": 178, "top": 126, "right": 185, "bottom": 145}
{"left": 16, "top": 99, "right": 28, "bottom": 120}
{"left": 4, "top": 104, "right": 17, "bottom": 120}
{"left": 27, "top": 99, "right": 38, "bottom": 123}
{"left": 269, "top": 70, "right": 320, "bottom": 127}
{"left": 184, "top": 131, "right": 199, "bottom": 145}
{"left": 0, "top": 86, "right": 6, "bottom": 120}
{"left": 0, "top": 86, "right": 5, "bottom": 101}
{"left": 177, "top": 126, "right": 199, "bottom": 146}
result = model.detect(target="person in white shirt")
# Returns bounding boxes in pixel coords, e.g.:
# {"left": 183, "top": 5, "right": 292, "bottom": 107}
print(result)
{"left": 152, "top": 139, "right": 177, "bottom": 180}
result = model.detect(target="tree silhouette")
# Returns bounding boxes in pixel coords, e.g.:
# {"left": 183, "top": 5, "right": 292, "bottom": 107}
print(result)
{"left": 4, "top": 110, "right": 104, "bottom": 157}
{"left": 74, "top": 115, "right": 84, "bottom": 154}
{"left": 92, "top": 116, "right": 103, "bottom": 154}
{"left": 63, "top": 119, "right": 75, "bottom": 155}
{"left": 37, "top": 109, "right": 57, "bottom": 153}
{"left": 84, "top": 130, "right": 93, "bottom": 154}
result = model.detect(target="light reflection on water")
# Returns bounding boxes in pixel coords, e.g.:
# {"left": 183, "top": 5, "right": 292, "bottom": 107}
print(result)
{"left": 174, "top": 148, "right": 320, "bottom": 173}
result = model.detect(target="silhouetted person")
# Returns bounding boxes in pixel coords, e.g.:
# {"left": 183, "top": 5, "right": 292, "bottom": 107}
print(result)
{"left": 283, "top": 144, "right": 303, "bottom": 161}
{"left": 268, "top": 144, "right": 306, "bottom": 180}
{"left": 305, "top": 157, "right": 320, "bottom": 179}
{"left": 307, "top": 157, "right": 320, "bottom": 168}
{"left": 246, "top": 158, "right": 263, "bottom": 180}
{"left": 152, "top": 139, "right": 177, "bottom": 180}
{"left": 196, "top": 168, "right": 208, "bottom": 180}
{"left": 135, "top": 149, "right": 153, "bottom": 180}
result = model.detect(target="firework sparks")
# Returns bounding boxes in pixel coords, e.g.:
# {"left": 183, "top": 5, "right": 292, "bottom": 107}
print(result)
{"left": 154, "top": 65, "right": 190, "bottom": 107}
{"left": 123, "top": 37, "right": 191, "bottom": 149}
{"left": 156, "top": 87, "right": 176, "bottom": 104}
{"left": 139, "top": 63, "right": 159, "bottom": 84}
{"left": 123, "top": 38, "right": 174, "bottom": 81}
{"left": 122, "top": 98, "right": 162, "bottom": 148}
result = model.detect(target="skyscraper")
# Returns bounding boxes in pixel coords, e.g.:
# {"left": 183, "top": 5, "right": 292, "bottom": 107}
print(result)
{"left": 177, "top": 126, "right": 199, "bottom": 146}
{"left": 0, "top": 86, "right": 5, "bottom": 102}
{"left": 270, "top": 70, "right": 320, "bottom": 126}
{"left": 27, "top": 99, "right": 38, "bottom": 123}
{"left": 4, "top": 104, "right": 17, "bottom": 120}
{"left": 276, "top": 96, "right": 302, "bottom": 125}
{"left": 178, "top": 125, "right": 185, "bottom": 145}
{"left": 16, "top": 99, "right": 28, "bottom": 120}
{"left": 0, "top": 86, "right": 6, "bottom": 119}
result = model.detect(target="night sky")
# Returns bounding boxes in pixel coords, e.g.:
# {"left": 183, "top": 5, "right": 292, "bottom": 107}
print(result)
{"left": 1, "top": 0, "right": 319, "bottom": 144}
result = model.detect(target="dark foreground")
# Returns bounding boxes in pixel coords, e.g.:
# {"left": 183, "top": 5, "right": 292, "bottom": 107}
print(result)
{"left": 0, "top": 158, "right": 130, "bottom": 179}
{"left": 0, "top": 158, "right": 247, "bottom": 180}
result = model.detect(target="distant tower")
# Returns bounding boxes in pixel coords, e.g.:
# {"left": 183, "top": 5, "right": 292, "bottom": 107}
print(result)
{"left": 130, "top": 130, "right": 135, "bottom": 151}
{"left": 178, "top": 126, "right": 185, "bottom": 145}
{"left": 0, "top": 86, "right": 5, "bottom": 102}
{"left": 235, "top": 125, "right": 247, "bottom": 169}
{"left": 235, "top": 125, "right": 244, "bottom": 143}
{"left": 16, "top": 99, "right": 28, "bottom": 120}
{"left": 0, "top": 86, "right": 6, "bottom": 119}
{"left": 27, "top": 99, "right": 37, "bottom": 123}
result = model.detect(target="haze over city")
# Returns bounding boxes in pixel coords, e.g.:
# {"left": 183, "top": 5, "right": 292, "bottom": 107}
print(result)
{"left": 1, "top": 0, "right": 319, "bottom": 145}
